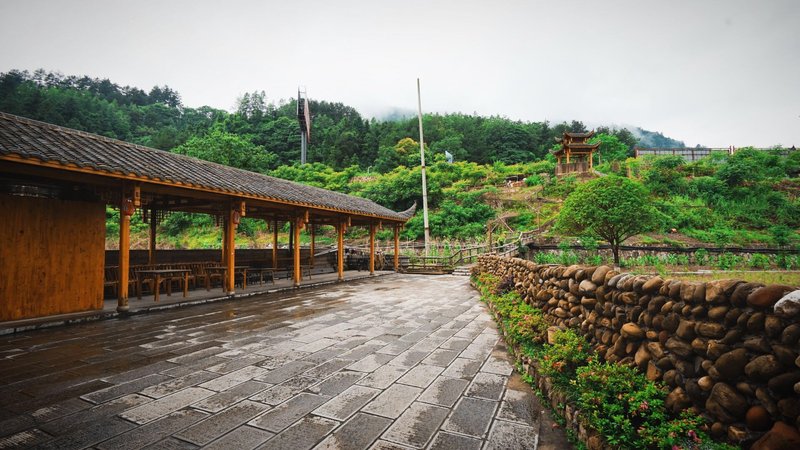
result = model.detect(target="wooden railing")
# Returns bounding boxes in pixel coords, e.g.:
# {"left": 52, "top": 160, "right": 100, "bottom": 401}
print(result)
{"left": 403, "top": 244, "right": 489, "bottom": 273}
{"left": 555, "top": 161, "right": 589, "bottom": 176}
{"left": 402, "top": 227, "right": 550, "bottom": 273}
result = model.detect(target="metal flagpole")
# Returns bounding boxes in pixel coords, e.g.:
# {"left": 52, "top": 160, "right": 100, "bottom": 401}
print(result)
{"left": 416, "top": 78, "right": 430, "bottom": 257}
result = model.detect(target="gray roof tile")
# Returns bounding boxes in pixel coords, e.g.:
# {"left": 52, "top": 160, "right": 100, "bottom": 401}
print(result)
{"left": 0, "top": 112, "right": 414, "bottom": 221}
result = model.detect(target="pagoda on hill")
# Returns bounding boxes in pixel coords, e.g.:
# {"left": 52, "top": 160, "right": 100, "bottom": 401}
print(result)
{"left": 553, "top": 131, "right": 599, "bottom": 176}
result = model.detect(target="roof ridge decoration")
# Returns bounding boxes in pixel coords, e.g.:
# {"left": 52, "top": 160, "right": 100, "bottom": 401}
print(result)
{"left": 0, "top": 112, "right": 413, "bottom": 222}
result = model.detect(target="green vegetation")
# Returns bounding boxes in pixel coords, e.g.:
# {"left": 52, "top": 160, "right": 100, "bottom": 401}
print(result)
{"left": 593, "top": 149, "right": 800, "bottom": 247}
{"left": 473, "top": 274, "right": 736, "bottom": 450}
{"left": 555, "top": 176, "right": 660, "bottom": 264}
{"left": 3, "top": 69, "right": 798, "bottom": 253}
{"left": 673, "top": 270, "right": 800, "bottom": 287}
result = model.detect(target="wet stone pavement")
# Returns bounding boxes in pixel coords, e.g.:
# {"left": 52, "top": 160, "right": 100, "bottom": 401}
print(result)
{"left": 0, "top": 274, "right": 548, "bottom": 450}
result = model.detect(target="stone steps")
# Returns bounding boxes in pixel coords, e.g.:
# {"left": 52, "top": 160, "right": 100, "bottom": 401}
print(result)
{"left": 452, "top": 265, "right": 474, "bottom": 276}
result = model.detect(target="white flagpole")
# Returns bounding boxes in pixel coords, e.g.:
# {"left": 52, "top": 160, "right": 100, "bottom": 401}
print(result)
{"left": 417, "top": 78, "right": 431, "bottom": 257}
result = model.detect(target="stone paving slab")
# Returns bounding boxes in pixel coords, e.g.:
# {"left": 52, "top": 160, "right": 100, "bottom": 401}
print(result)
{"left": 441, "top": 396, "right": 498, "bottom": 438}
{"left": 428, "top": 431, "right": 483, "bottom": 450}
{"left": 97, "top": 408, "right": 210, "bottom": 450}
{"left": 314, "top": 412, "right": 392, "bottom": 450}
{"left": 203, "top": 425, "right": 274, "bottom": 450}
{"left": 417, "top": 376, "right": 470, "bottom": 408}
{"left": 0, "top": 274, "right": 556, "bottom": 449}
{"left": 175, "top": 400, "right": 271, "bottom": 445}
{"left": 381, "top": 402, "right": 450, "bottom": 448}
{"left": 361, "top": 384, "right": 422, "bottom": 419}
{"left": 313, "top": 385, "right": 381, "bottom": 421}
{"left": 257, "top": 415, "right": 339, "bottom": 450}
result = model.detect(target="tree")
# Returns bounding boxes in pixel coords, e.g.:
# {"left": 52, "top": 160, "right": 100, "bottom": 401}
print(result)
{"left": 173, "top": 128, "right": 276, "bottom": 173}
{"left": 589, "top": 133, "right": 629, "bottom": 164}
{"left": 555, "top": 176, "right": 659, "bottom": 264}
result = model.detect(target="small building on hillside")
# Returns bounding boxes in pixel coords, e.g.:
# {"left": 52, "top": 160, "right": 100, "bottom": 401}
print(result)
{"left": 553, "top": 131, "right": 599, "bottom": 176}
{"left": 634, "top": 146, "right": 734, "bottom": 162}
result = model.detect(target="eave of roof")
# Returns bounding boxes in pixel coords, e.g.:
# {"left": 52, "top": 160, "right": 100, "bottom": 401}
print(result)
{"left": 0, "top": 112, "right": 413, "bottom": 222}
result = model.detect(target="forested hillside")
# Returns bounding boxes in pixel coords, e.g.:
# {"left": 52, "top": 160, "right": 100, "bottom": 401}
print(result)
{"left": 3, "top": 69, "right": 796, "bottom": 251}
{"left": 0, "top": 69, "right": 677, "bottom": 169}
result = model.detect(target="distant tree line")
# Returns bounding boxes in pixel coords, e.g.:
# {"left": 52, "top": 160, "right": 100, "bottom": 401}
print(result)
{"left": 0, "top": 69, "right": 686, "bottom": 172}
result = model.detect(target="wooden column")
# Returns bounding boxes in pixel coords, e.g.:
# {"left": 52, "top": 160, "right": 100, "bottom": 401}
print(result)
{"left": 293, "top": 217, "right": 302, "bottom": 287}
{"left": 369, "top": 223, "right": 376, "bottom": 275}
{"left": 221, "top": 219, "right": 227, "bottom": 265}
{"left": 118, "top": 194, "right": 132, "bottom": 312}
{"left": 225, "top": 207, "right": 237, "bottom": 294}
{"left": 393, "top": 226, "right": 400, "bottom": 272}
{"left": 337, "top": 222, "right": 345, "bottom": 281}
{"left": 272, "top": 220, "right": 279, "bottom": 269}
{"left": 487, "top": 222, "right": 493, "bottom": 253}
{"left": 309, "top": 225, "right": 315, "bottom": 268}
{"left": 148, "top": 209, "right": 157, "bottom": 265}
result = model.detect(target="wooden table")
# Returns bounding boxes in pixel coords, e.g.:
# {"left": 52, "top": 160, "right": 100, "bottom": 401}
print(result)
{"left": 204, "top": 266, "right": 249, "bottom": 290}
{"left": 136, "top": 269, "right": 190, "bottom": 302}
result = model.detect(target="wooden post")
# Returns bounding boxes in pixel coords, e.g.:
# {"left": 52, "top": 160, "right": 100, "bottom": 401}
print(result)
{"left": 148, "top": 209, "right": 157, "bottom": 265}
{"left": 118, "top": 193, "right": 132, "bottom": 313}
{"left": 309, "top": 225, "right": 315, "bottom": 268}
{"left": 293, "top": 217, "right": 302, "bottom": 287}
{"left": 337, "top": 222, "right": 345, "bottom": 281}
{"left": 225, "top": 207, "right": 236, "bottom": 294}
{"left": 272, "top": 219, "right": 279, "bottom": 269}
{"left": 393, "top": 226, "right": 400, "bottom": 272}
{"left": 221, "top": 219, "right": 227, "bottom": 265}
{"left": 487, "top": 222, "right": 493, "bottom": 253}
{"left": 369, "top": 223, "right": 376, "bottom": 275}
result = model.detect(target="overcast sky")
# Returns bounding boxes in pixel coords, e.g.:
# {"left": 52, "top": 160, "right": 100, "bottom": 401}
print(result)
{"left": 1, "top": 0, "right": 798, "bottom": 147}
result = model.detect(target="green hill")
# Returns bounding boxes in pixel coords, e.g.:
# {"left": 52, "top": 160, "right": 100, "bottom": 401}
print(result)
{"left": 3, "top": 69, "right": 797, "bottom": 253}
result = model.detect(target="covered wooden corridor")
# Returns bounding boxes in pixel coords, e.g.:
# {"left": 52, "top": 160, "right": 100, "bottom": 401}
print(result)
{"left": 0, "top": 112, "right": 414, "bottom": 323}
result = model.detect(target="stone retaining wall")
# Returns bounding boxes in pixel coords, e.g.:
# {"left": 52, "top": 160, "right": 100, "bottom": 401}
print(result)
{"left": 478, "top": 255, "right": 800, "bottom": 448}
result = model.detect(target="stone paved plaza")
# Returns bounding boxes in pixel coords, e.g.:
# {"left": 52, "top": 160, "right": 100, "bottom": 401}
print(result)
{"left": 0, "top": 274, "right": 552, "bottom": 449}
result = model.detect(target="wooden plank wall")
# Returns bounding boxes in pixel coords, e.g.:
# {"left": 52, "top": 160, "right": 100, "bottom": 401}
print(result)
{"left": 0, "top": 195, "right": 105, "bottom": 321}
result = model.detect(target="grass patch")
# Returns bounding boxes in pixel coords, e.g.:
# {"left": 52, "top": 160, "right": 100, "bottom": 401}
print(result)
{"left": 670, "top": 270, "right": 800, "bottom": 287}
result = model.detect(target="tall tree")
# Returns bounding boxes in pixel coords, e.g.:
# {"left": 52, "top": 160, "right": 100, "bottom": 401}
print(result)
{"left": 555, "top": 176, "right": 659, "bottom": 264}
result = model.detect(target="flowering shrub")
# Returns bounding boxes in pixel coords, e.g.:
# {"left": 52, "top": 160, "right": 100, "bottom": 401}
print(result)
{"left": 575, "top": 362, "right": 736, "bottom": 450}
{"left": 536, "top": 329, "right": 591, "bottom": 390}
{"left": 642, "top": 411, "right": 736, "bottom": 450}
{"left": 506, "top": 309, "right": 548, "bottom": 345}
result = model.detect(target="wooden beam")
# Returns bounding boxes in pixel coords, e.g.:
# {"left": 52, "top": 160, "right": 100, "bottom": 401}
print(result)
{"left": 369, "top": 223, "right": 376, "bottom": 275}
{"left": 272, "top": 219, "right": 279, "bottom": 270}
{"left": 118, "top": 191, "right": 132, "bottom": 312}
{"left": 225, "top": 207, "right": 237, "bottom": 293}
{"left": 394, "top": 226, "right": 400, "bottom": 272}
{"left": 293, "top": 217, "right": 302, "bottom": 287}
{"left": 148, "top": 208, "right": 157, "bottom": 265}
{"left": 309, "top": 225, "right": 315, "bottom": 268}
{"left": 337, "top": 223, "right": 345, "bottom": 281}
{"left": 221, "top": 219, "right": 227, "bottom": 265}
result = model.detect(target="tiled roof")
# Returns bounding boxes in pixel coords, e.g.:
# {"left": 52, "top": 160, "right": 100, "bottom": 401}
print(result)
{"left": 0, "top": 112, "right": 414, "bottom": 221}
{"left": 564, "top": 131, "right": 595, "bottom": 138}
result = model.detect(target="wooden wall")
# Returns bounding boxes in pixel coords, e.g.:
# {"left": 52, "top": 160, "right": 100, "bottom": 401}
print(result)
{"left": 0, "top": 194, "right": 105, "bottom": 321}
